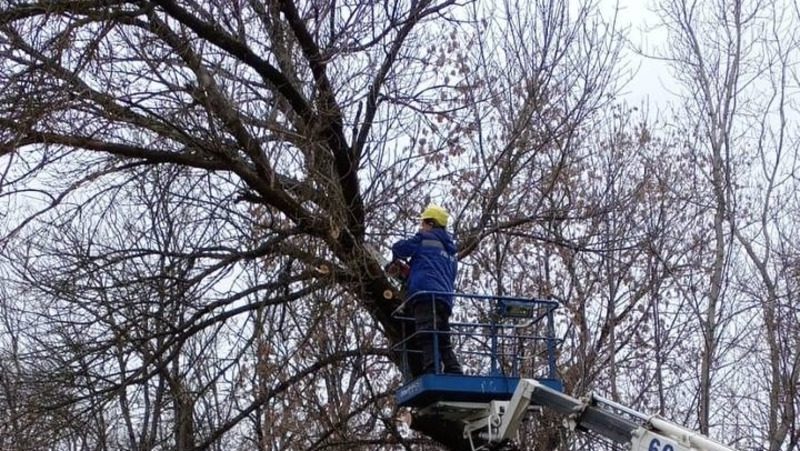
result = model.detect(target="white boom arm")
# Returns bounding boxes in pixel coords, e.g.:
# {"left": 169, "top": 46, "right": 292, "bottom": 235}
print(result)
{"left": 631, "top": 417, "right": 738, "bottom": 451}
{"left": 463, "top": 379, "right": 738, "bottom": 451}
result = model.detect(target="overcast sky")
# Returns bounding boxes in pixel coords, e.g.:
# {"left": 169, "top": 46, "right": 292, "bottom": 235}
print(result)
{"left": 600, "top": 0, "right": 676, "bottom": 109}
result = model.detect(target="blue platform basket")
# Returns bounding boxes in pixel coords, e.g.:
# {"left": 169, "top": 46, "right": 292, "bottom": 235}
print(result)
{"left": 392, "top": 292, "right": 563, "bottom": 408}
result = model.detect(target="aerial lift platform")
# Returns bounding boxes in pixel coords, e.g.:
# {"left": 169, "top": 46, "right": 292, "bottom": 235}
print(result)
{"left": 392, "top": 292, "right": 738, "bottom": 451}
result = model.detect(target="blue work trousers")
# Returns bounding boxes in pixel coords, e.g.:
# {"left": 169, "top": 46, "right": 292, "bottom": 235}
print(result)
{"left": 414, "top": 300, "right": 462, "bottom": 374}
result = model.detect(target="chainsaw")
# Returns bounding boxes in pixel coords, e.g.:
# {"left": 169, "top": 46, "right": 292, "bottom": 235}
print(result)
{"left": 384, "top": 259, "right": 410, "bottom": 284}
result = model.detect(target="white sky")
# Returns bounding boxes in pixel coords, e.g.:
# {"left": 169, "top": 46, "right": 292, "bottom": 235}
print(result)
{"left": 599, "top": 0, "right": 676, "bottom": 109}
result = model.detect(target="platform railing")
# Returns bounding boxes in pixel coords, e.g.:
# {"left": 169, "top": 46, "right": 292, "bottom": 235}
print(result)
{"left": 391, "top": 291, "right": 561, "bottom": 382}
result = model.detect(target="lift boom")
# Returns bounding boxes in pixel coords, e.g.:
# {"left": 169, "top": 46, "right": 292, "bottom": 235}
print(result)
{"left": 463, "top": 379, "right": 737, "bottom": 451}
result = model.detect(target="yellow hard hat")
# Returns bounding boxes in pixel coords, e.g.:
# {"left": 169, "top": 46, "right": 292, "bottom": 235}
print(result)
{"left": 419, "top": 204, "right": 449, "bottom": 227}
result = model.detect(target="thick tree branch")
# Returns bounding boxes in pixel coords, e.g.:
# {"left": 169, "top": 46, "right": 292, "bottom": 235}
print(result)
{"left": 146, "top": 0, "right": 314, "bottom": 124}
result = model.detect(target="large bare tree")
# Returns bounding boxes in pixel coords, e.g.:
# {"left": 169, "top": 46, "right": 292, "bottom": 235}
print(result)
{"left": 0, "top": 0, "right": 625, "bottom": 450}
{"left": 651, "top": 0, "right": 800, "bottom": 448}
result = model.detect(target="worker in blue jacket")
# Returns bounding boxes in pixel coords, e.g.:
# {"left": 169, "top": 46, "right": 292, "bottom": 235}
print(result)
{"left": 392, "top": 204, "right": 462, "bottom": 375}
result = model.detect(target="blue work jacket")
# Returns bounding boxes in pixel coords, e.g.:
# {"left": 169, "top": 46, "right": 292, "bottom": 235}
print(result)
{"left": 392, "top": 228, "right": 458, "bottom": 311}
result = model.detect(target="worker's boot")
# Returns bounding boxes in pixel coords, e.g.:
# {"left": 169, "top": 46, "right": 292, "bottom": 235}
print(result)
{"left": 442, "top": 348, "right": 463, "bottom": 374}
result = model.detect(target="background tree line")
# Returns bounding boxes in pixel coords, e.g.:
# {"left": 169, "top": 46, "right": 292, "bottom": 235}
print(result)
{"left": 1, "top": 0, "right": 798, "bottom": 450}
